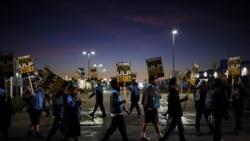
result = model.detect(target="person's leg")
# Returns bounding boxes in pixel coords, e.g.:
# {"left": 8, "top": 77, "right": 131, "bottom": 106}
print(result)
{"left": 135, "top": 102, "right": 141, "bottom": 116}
{"left": 195, "top": 109, "right": 202, "bottom": 135}
{"left": 46, "top": 118, "right": 59, "bottom": 141}
{"left": 177, "top": 118, "right": 186, "bottom": 141}
{"left": 99, "top": 103, "right": 106, "bottom": 117}
{"left": 129, "top": 102, "right": 135, "bottom": 114}
{"left": 117, "top": 116, "right": 128, "bottom": 141}
{"left": 160, "top": 117, "right": 179, "bottom": 141}
{"left": 213, "top": 116, "right": 223, "bottom": 141}
{"left": 141, "top": 107, "right": 150, "bottom": 140}
{"left": 102, "top": 117, "right": 118, "bottom": 141}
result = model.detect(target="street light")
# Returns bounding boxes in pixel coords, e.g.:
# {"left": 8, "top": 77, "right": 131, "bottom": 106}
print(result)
{"left": 93, "top": 64, "right": 102, "bottom": 79}
{"left": 82, "top": 51, "right": 95, "bottom": 80}
{"left": 172, "top": 30, "right": 178, "bottom": 73}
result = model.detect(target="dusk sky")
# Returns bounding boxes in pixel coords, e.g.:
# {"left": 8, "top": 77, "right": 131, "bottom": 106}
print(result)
{"left": 1, "top": 0, "right": 250, "bottom": 81}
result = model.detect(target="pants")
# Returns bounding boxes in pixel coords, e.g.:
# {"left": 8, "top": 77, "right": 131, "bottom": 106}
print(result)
{"left": 129, "top": 101, "right": 141, "bottom": 115}
{"left": 161, "top": 116, "right": 186, "bottom": 141}
{"left": 102, "top": 115, "right": 128, "bottom": 141}
{"left": 213, "top": 115, "right": 223, "bottom": 141}
{"left": 195, "top": 109, "right": 213, "bottom": 132}
{"left": 92, "top": 102, "right": 106, "bottom": 116}
{"left": 47, "top": 117, "right": 66, "bottom": 138}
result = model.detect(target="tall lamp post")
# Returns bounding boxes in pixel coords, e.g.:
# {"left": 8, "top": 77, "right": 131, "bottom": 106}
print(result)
{"left": 93, "top": 63, "right": 102, "bottom": 79}
{"left": 82, "top": 51, "right": 95, "bottom": 80}
{"left": 172, "top": 30, "right": 178, "bottom": 73}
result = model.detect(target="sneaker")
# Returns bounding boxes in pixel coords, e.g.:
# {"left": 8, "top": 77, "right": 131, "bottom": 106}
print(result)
{"left": 141, "top": 136, "right": 150, "bottom": 141}
{"left": 88, "top": 113, "right": 94, "bottom": 118}
{"left": 26, "top": 131, "right": 34, "bottom": 137}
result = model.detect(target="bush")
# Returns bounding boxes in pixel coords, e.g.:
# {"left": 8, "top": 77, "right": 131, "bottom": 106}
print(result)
{"left": 11, "top": 96, "right": 26, "bottom": 111}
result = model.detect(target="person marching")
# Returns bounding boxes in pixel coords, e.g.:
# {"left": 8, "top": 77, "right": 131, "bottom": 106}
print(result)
{"left": 141, "top": 75, "right": 162, "bottom": 140}
{"left": 159, "top": 77, "right": 188, "bottom": 141}
{"left": 193, "top": 80, "right": 213, "bottom": 135}
{"left": 0, "top": 78, "right": 14, "bottom": 141}
{"left": 45, "top": 88, "right": 67, "bottom": 141}
{"left": 22, "top": 79, "right": 45, "bottom": 139}
{"left": 101, "top": 78, "right": 130, "bottom": 141}
{"left": 128, "top": 79, "right": 141, "bottom": 116}
{"left": 64, "top": 84, "right": 85, "bottom": 141}
{"left": 232, "top": 76, "right": 249, "bottom": 135}
{"left": 88, "top": 79, "right": 106, "bottom": 118}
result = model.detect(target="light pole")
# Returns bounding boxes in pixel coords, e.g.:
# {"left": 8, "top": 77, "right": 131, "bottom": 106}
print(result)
{"left": 93, "top": 64, "right": 102, "bottom": 79}
{"left": 101, "top": 69, "right": 106, "bottom": 79}
{"left": 172, "top": 30, "right": 177, "bottom": 73}
{"left": 82, "top": 51, "right": 95, "bottom": 80}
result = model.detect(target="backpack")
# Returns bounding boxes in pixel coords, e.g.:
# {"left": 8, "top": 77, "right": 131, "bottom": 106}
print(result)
{"left": 205, "top": 88, "right": 214, "bottom": 111}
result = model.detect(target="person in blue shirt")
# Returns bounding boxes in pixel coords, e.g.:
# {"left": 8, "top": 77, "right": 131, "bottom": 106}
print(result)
{"left": 88, "top": 79, "right": 106, "bottom": 118}
{"left": 45, "top": 88, "right": 67, "bottom": 141}
{"left": 141, "top": 75, "right": 162, "bottom": 140}
{"left": 101, "top": 78, "right": 129, "bottom": 141}
{"left": 128, "top": 79, "right": 141, "bottom": 116}
{"left": 22, "top": 79, "right": 45, "bottom": 139}
{"left": 64, "top": 84, "right": 85, "bottom": 141}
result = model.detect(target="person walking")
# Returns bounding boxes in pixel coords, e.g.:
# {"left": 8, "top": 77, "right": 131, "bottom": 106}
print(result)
{"left": 232, "top": 76, "right": 249, "bottom": 135}
{"left": 128, "top": 79, "right": 141, "bottom": 116}
{"left": 101, "top": 78, "right": 129, "bottom": 141}
{"left": 193, "top": 80, "right": 213, "bottom": 135}
{"left": 0, "top": 78, "right": 14, "bottom": 141}
{"left": 22, "top": 79, "right": 45, "bottom": 139}
{"left": 64, "top": 84, "right": 85, "bottom": 141}
{"left": 88, "top": 79, "right": 106, "bottom": 118}
{"left": 141, "top": 75, "right": 162, "bottom": 140}
{"left": 45, "top": 88, "right": 67, "bottom": 141}
{"left": 159, "top": 77, "right": 188, "bottom": 141}
{"left": 212, "top": 78, "right": 228, "bottom": 141}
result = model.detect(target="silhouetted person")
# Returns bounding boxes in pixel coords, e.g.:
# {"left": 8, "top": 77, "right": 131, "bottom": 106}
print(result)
{"left": 159, "top": 77, "right": 188, "bottom": 141}
{"left": 128, "top": 79, "right": 141, "bottom": 116}
{"left": 101, "top": 78, "right": 129, "bottom": 141}
{"left": 232, "top": 76, "right": 249, "bottom": 135}
{"left": 141, "top": 75, "right": 162, "bottom": 140}
{"left": 88, "top": 79, "right": 106, "bottom": 118}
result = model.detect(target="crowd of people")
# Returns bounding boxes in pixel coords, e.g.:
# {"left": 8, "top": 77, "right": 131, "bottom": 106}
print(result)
{"left": 0, "top": 75, "right": 249, "bottom": 141}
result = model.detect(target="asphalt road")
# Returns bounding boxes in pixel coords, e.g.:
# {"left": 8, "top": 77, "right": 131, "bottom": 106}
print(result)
{"left": 4, "top": 90, "right": 250, "bottom": 141}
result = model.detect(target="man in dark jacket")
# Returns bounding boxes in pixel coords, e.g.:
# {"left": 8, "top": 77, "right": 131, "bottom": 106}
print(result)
{"left": 194, "top": 80, "right": 213, "bottom": 135}
{"left": 232, "top": 76, "right": 249, "bottom": 135}
{"left": 160, "top": 77, "right": 188, "bottom": 141}
{"left": 212, "top": 78, "right": 228, "bottom": 141}
{"left": 128, "top": 79, "right": 141, "bottom": 116}
{"left": 101, "top": 78, "right": 129, "bottom": 141}
{"left": 88, "top": 79, "right": 106, "bottom": 118}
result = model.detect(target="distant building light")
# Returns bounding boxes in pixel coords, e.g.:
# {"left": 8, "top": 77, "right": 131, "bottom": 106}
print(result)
{"left": 203, "top": 72, "right": 207, "bottom": 77}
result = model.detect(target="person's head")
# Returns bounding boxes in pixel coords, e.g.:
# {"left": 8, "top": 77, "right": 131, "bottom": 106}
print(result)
{"left": 240, "top": 76, "right": 249, "bottom": 86}
{"left": 148, "top": 75, "right": 158, "bottom": 85}
{"left": 110, "top": 78, "right": 120, "bottom": 92}
{"left": 169, "top": 77, "right": 178, "bottom": 88}
{"left": 67, "top": 84, "right": 78, "bottom": 95}
{"left": 214, "top": 78, "right": 222, "bottom": 88}
{"left": 32, "top": 79, "right": 38, "bottom": 88}
{"left": 97, "top": 79, "right": 101, "bottom": 85}
{"left": 200, "top": 80, "right": 207, "bottom": 88}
